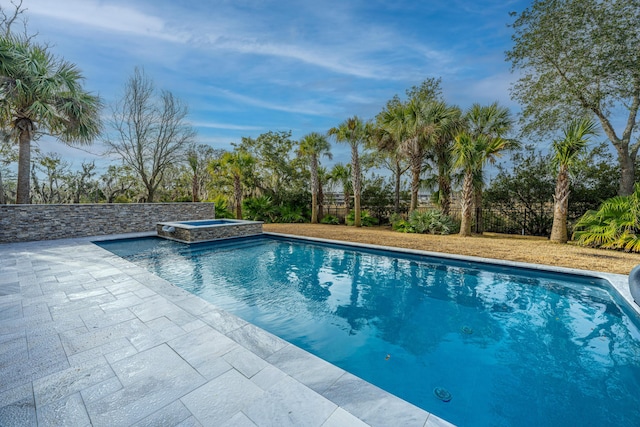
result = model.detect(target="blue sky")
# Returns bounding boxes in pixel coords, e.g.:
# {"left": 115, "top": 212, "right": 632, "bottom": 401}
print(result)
{"left": 3, "top": 0, "right": 530, "bottom": 170}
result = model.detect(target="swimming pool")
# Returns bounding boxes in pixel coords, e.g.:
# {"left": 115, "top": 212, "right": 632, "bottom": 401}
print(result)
{"left": 96, "top": 235, "right": 640, "bottom": 427}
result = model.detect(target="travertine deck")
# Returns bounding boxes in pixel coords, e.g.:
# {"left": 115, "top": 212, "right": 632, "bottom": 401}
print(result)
{"left": 0, "top": 234, "right": 453, "bottom": 427}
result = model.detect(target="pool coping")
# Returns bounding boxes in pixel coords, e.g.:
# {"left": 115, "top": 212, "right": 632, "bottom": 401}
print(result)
{"left": 1, "top": 231, "right": 635, "bottom": 426}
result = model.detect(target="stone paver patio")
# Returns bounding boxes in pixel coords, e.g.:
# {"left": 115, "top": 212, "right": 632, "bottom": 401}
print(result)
{"left": 0, "top": 234, "right": 455, "bottom": 427}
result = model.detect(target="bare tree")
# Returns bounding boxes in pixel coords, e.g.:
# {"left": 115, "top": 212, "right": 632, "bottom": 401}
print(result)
{"left": 65, "top": 161, "right": 97, "bottom": 203}
{"left": 99, "top": 165, "right": 138, "bottom": 203}
{"left": 105, "top": 68, "right": 196, "bottom": 202}
{"left": 30, "top": 152, "right": 69, "bottom": 204}
{"left": 0, "top": 0, "right": 35, "bottom": 39}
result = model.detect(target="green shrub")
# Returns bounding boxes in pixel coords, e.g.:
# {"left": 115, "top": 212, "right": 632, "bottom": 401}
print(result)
{"left": 277, "top": 205, "right": 305, "bottom": 223}
{"left": 243, "top": 196, "right": 276, "bottom": 222}
{"left": 390, "top": 213, "right": 412, "bottom": 232}
{"left": 211, "top": 195, "right": 234, "bottom": 218}
{"left": 346, "top": 210, "right": 379, "bottom": 227}
{"left": 320, "top": 214, "right": 340, "bottom": 225}
{"left": 390, "top": 210, "right": 456, "bottom": 234}
{"left": 573, "top": 183, "right": 640, "bottom": 252}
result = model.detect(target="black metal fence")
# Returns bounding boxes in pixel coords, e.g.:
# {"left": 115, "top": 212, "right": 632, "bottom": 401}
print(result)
{"left": 322, "top": 205, "right": 556, "bottom": 236}
{"left": 445, "top": 207, "right": 554, "bottom": 236}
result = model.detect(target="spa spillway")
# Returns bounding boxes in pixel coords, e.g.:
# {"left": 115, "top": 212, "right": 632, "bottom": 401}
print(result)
{"left": 156, "top": 219, "right": 263, "bottom": 243}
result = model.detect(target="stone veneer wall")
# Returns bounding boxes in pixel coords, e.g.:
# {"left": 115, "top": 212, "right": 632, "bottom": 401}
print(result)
{"left": 156, "top": 222, "right": 262, "bottom": 242}
{"left": 0, "top": 203, "right": 216, "bottom": 243}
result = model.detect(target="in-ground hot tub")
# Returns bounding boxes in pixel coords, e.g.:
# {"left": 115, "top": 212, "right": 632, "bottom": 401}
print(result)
{"left": 156, "top": 219, "right": 262, "bottom": 243}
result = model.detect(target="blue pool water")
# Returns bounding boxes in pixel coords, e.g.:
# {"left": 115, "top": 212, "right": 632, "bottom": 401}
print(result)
{"left": 96, "top": 235, "right": 640, "bottom": 427}
{"left": 178, "top": 219, "right": 235, "bottom": 226}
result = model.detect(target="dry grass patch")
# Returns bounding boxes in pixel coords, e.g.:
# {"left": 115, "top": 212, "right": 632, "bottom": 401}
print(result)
{"left": 263, "top": 223, "right": 639, "bottom": 275}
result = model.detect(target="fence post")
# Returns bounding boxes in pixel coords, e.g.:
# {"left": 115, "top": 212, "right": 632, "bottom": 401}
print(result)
{"left": 522, "top": 208, "right": 526, "bottom": 235}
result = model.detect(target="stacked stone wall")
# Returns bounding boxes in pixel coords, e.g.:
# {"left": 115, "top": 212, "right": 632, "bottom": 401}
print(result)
{"left": 0, "top": 203, "right": 215, "bottom": 243}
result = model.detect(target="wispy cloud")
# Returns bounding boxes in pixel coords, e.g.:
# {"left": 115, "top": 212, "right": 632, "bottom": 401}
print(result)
{"left": 192, "top": 121, "right": 264, "bottom": 131}
{"left": 24, "top": 0, "right": 188, "bottom": 42}
{"left": 209, "top": 87, "right": 335, "bottom": 116}
{"left": 206, "top": 37, "right": 386, "bottom": 80}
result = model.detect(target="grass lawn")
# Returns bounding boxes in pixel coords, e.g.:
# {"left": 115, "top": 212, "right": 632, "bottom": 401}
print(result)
{"left": 263, "top": 223, "right": 639, "bottom": 275}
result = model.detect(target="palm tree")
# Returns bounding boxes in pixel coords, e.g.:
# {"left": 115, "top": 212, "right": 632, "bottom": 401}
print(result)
{"left": 463, "top": 102, "right": 514, "bottom": 232}
{"left": 209, "top": 151, "right": 255, "bottom": 219}
{"left": 328, "top": 116, "right": 368, "bottom": 227}
{"left": 329, "top": 163, "right": 352, "bottom": 210}
{"left": 381, "top": 99, "right": 425, "bottom": 212}
{"left": 298, "top": 132, "right": 332, "bottom": 223}
{"left": 454, "top": 132, "right": 509, "bottom": 236}
{"left": 550, "top": 117, "right": 599, "bottom": 243}
{"left": 384, "top": 100, "right": 459, "bottom": 213}
{"left": 375, "top": 102, "right": 410, "bottom": 213}
{"left": 316, "top": 165, "right": 329, "bottom": 220}
{"left": 0, "top": 36, "right": 102, "bottom": 204}
{"left": 426, "top": 104, "right": 462, "bottom": 215}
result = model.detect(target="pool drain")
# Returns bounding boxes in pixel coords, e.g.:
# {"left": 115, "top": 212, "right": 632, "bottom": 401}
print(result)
{"left": 461, "top": 326, "right": 473, "bottom": 334}
{"left": 434, "top": 387, "right": 452, "bottom": 402}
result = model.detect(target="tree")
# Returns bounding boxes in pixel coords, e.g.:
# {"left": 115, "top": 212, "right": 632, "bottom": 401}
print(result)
{"left": 329, "top": 163, "right": 352, "bottom": 210}
{"left": 30, "top": 152, "right": 68, "bottom": 204}
{"left": 549, "top": 117, "right": 598, "bottom": 243}
{"left": 377, "top": 80, "right": 458, "bottom": 214}
{"left": 209, "top": 150, "right": 255, "bottom": 219}
{"left": 380, "top": 99, "right": 424, "bottom": 212}
{"left": 297, "top": 132, "right": 332, "bottom": 223}
{"left": 454, "top": 133, "right": 509, "bottom": 237}
{"left": 507, "top": 0, "right": 640, "bottom": 195}
{"left": 99, "top": 165, "right": 138, "bottom": 203}
{"left": 374, "top": 98, "right": 410, "bottom": 214}
{"left": 236, "top": 130, "right": 304, "bottom": 201}
{"left": 401, "top": 100, "right": 458, "bottom": 212}
{"left": 185, "top": 144, "right": 221, "bottom": 203}
{"left": 104, "top": 68, "right": 196, "bottom": 202}
{"left": 425, "top": 104, "right": 462, "bottom": 215}
{"left": 329, "top": 116, "right": 368, "bottom": 227}
{"left": 0, "top": 36, "right": 102, "bottom": 203}
{"left": 484, "top": 144, "right": 618, "bottom": 236}
{"left": 464, "top": 102, "right": 514, "bottom": 231}
{"left": 66, "top": 161, "right": 97, "bottom": 203}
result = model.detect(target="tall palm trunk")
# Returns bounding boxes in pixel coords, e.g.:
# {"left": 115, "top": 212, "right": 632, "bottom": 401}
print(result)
{"left": 474, "top": 188, "right": 483, "bottom": 234}
{"left": 351, "top": 145, "right": 362, "bottom": 227}
{"left": 317, "top": 179, "right": 325, "bottom": 221}
{"left": 16, "top": 122, "right": 33, "bottom": 204}
{"left": 393, "top": 158, "right": 402, "bottom": 213}
{"left": 439, "top": 175, "right": 451, "bottom": 215}
{"left": 234, "top": 174, "right": 242, "bottom": 219}
{"left": 409, "top": 156, "right": 421, "bottom": 212}
{"left": 459, "top": 171, "right": 474, "bottom": 236}
{"left": 550, "top": 166, "right": 570, "bottom": 243}
{"left": 343, "top": 186, "right": 351, "bottom": 210}
{"left": 310, "top": 156, "right": 319, "bottom": 224}
{"left": 436, "top": 146, "right": 452, "bottom": 215}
